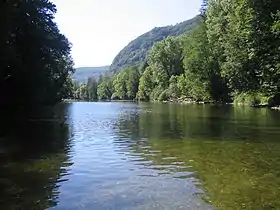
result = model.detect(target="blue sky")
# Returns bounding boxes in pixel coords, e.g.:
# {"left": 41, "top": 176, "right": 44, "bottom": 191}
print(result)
{"left": 53, "top": 0, "right": 202, "bottom": 67}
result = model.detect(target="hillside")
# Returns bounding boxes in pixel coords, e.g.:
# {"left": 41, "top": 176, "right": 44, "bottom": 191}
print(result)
{"left": 110, "top": 15, "right": 200, "bottom": 72}
{"left": 73, "top": 66, "right": 110, "bottom": 83}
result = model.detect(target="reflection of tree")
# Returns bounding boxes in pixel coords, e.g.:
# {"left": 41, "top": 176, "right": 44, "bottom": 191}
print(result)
{"left": 137, "top": 103, "right": 236, "bottom": 141}
{"left": 114, "top": 103, "right": 280, "bottom": 209}
{"left": 0, "top": 103, "right": 74, "bottom": 209}
{"left": 232, "top": 107, "right": 280, "bottom": 141}
{"left": 114, "top": 108, "right": 149, "bottom": 156}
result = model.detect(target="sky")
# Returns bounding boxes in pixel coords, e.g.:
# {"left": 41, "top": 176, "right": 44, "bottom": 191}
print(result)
{"left": 53, "top": 0, "right": 202, "bottom": 68}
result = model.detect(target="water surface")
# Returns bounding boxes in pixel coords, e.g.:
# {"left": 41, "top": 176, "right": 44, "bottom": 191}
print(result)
{"left": 1, "top": 102, "right": 280, "bottom": 209}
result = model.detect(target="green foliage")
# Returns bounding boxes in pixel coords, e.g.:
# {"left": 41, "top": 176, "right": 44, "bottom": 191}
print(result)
{"left": 97, "top": 76, "right": 113, "bottom": 100}
{"left": 150, "top": 86, "right": 165, "bottom": 102}
{"left": 73, "top": 66, "right": 140, "bottom": 101}
{"left": 249, "top": 1, "right": 280, "bottom": 95}
{"left": 207, "top": 0, "right": 256, "bottom": 92}
{"left": 137, "top": 66, "right": 155, "bottom": 101}
{"left": 177, "top": 74, "right": 188, "bottom": 96}
{"left": 182, "top": 23, "right": 212, "bottom": 101}
{"left": 126, "top": 67, "right": 140, "bottom": 100}
{"left": 148, "top": 37, "right": 184, "bottom": 89}
{"left": 272, "top": 11, "right": 280, "bottom": 36}
{"left": 234, "top": 92, "right": 272, "bottom": 107}
{"left": 111, "top": 66, "right": 140, "bottom": 100}
{"left": 87, "top": 77, "right": 98, "bottom": 100}
{"left": 182, "top": 21, "right": 230, "bottom": 102}
{"left": 205, "top": 0, "right": 280, "bottom": 104}
{"left": 110, "top": 16, "right": 201, "bottom": 73}
{"left": 158, "top": 90, "right": 169, "bottom": 102}
{"left": 78, "top": 84, "right": 89, "bottom": 100}
{"left": 138, "top": 36, "right": 185, "bottom": 101}
{"left": 167, "top": 76, "right": 180, "bottom": 99}
{"left": 68, "top": 0, "right": 280, "bottom": 106}
{"left": 113, "top": 70, "right": 128, "bottom": 100}
{"left": 1, "top": 0, "right": 74, "bottom": 112}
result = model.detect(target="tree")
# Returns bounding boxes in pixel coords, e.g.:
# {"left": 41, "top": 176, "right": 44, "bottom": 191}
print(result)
{"left": 126, "top": 67, "right": 140, "bottom": 100}
{"left": 78, "top": 84, "right": 89, "bottom": 100}
{"left": 87, "top": 77, "right": 98, "bottom": 100}
{"left": 272, "top": 11, "right": 280, "bottom": 37}
{"left": 207, "top": 0, "right": 257, "bottom": 93}
{"left": 137, "top": 66, "right": 155, "bottom": 101}
{"left": 167, "top": 76, "right": 180, "bottom": 99}
{"left": 182, "top": 21, "right": 229, "bottom": 102}
{"left": 249, "top": 0, "right": 280, "bottom": 96}
{"left": 148, "top": 37, "right": 184, "bottom": 87}
{"left": 97, "top": 76, "right": 113, "bottom": 100}
{"left": 200, "top": 0, "right": 208, "bottom": 18}
{"left": 112, "top": 70, "right": 128, "bottom": 100}
{"left": 61, "top": 76, "right": 75, "bottom": 99}
{"left": 206, "top": 0, "right": 280, "bottom": 104}
{"left": 0, "top": 0, "right": 74, "bottom": 114}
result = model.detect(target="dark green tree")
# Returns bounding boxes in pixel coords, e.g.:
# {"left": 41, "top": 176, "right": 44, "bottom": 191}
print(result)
{"left": 126, "top": 67, "right": 140, "bottom": 100}
{"left": 87, "top": 77, "right": 98, "bottom": 100}
{"left": 148, "top": 37, "right": 184, "bottom": 90}
{"left": 183, "top": 21, "right": 230, "bottom": 102}
{"left": 137, "top": 66, "right": 155, "bottom": 101}
{"left": 112, "top": 70, "right": 128, "bottom": 100}
{"left": 206, "top": 0, "right": 280, "bottom": 105}
{"left": 97, "top": 76, "right": 113, "bottom": 100}
{"left": 0, "top": 0, "right": 74, "bottom": 114}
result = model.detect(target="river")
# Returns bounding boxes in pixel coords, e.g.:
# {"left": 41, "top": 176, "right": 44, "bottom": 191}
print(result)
{"left": 1, "top": 102, "right": 280, "bottom": 209}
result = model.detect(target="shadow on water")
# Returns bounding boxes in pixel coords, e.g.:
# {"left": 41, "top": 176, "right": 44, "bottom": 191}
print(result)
{"left": 0, "top": 103, "right": 74, "bottom": 209}
{"left": 114, "top": 103, "right": 280, "bottom": 210}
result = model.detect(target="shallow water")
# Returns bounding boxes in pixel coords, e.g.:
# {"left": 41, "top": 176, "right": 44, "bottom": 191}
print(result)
{"left": 1, "top": 102, "right": 280, "bottom": 209}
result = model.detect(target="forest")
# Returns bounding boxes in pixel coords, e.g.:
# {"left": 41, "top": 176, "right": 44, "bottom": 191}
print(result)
{"left": 75, "top": 0, "right": 280, "bottom": 107}
{"left": 0, "top": 0, "right": 74, "bottom": 117}
{"left": 1, "top": 0, "right": 280, "bottom": 113}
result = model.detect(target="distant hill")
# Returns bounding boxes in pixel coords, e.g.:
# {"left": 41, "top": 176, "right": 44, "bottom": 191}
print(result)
{"left": 110, "top": 15, "right": 200, "bottom": 73}
{"left": 73, "top": 66, "right": 110, "bottom": 83}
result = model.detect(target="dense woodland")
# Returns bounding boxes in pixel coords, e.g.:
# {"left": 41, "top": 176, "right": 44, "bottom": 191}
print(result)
{"left": 1, "top": 0, "right": 74, "bottom": 116}
{"left": 75, "top": 0, "right": 280, "bottom": 107}
{"left": 2, "top": 0, "right": 280, "bottom": 113}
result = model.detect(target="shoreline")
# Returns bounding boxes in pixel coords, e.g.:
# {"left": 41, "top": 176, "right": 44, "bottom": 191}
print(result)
{"left": 62, "top": 98, "right": 280, "bottom": 110}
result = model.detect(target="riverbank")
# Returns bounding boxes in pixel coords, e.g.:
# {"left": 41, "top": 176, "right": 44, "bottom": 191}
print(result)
{"left": 63, "top": 97, "right": 280, "bottom": 110}
{"left": 162, "top": 96, "right": 213, "bottom": 105}
{"left": 162, "top": 96, "right": 280, "bottom": 111}
{"left": 62, "top": 99, "right": 135, "bottom": 103}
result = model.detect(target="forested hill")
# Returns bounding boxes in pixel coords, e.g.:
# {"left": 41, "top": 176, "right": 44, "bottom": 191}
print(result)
{"left": 110, "top": 15, "right": 200, "bottom": 73}
{"left": 73, "top": 66, "right": 110, "bottom": 83}
{"left": 75, "top": 0, "right": 280, "bottom": 107}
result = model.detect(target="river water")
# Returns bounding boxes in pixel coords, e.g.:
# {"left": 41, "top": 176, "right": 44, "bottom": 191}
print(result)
{"left": 1, "top": 102, "right": 280, "bottom": 209}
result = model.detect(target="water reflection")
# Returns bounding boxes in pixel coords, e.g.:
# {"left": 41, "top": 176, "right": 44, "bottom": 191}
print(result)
{"left": 114, "top": 103, "right": 280, "bottom": 209}
{"left": 112, "top": 104, "right": 213, "bottom": 209}
{"left": 1, "top": 102, "right": 280, "bottom": 210}
{"left": 0, "top": 103, "right": 73, "bottom": 209}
